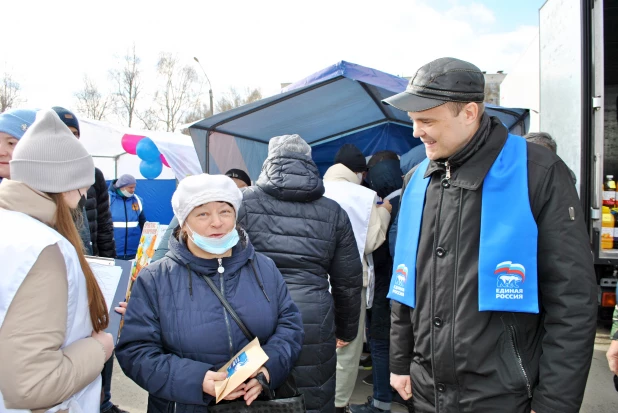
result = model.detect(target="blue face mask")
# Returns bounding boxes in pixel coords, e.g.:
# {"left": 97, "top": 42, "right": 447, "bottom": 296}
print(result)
{"left": 187, "top": 225, "right": 240, "bottom": 255}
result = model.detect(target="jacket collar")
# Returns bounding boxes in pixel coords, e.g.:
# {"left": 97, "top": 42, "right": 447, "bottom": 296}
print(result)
{"left": 323, "top": 163, "right": 360, "bottom": 184}
{"left": 423, "top": 117, "right": 508, "bottom": 190}
{"left": 0, "top": 179, "right": 57, "bottom": 225}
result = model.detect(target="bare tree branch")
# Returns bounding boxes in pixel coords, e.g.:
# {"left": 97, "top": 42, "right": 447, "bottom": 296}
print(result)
{"left": 111, "top": 44, "right": 142, "bottom": 127}
{"left": 0, "top": 71, "right": 23, "bottom": 113}
{"left": 136, "top": 108, "right": 159, "bottom": 131}
{"left": 215, "top": 87, "right": 262, "bottom": 113}
{"left": 153, "top": 53, "right": 200, "bottom": 132}
{"left": 75, "top": 76, "right": 113, "bottom": 120}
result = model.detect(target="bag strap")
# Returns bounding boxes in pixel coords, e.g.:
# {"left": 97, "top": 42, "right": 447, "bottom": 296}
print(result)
{"left": 198, "top": 272, "right": 255, "bottom": 342}
{"left": 167, "top": 253, "right": 255, "bottom": 342}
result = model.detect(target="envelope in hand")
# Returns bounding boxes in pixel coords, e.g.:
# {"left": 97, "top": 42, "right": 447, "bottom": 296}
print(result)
{"left": 214, "top": 337, "right": 269, "bottom": 403}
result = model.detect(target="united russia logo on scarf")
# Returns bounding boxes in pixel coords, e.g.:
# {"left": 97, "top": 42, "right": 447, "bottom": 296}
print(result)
{"left": 495, "top": 261, "right": 526, "bottom": 300}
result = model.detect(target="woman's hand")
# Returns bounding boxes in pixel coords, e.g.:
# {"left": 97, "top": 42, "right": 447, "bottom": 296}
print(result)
{"left": 244, "top": 367, "right": 270, "bottom": 405}
{"left": 114, "top": 301, "right": 127, "bottom": 315}
{"left": 91, "top": 330, "right": 114, "bottom": 362}
{"left": 202, "top": 371, "right": 228, "bottom": 398}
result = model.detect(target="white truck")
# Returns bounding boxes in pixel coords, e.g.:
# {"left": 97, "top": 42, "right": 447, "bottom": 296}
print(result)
{"left": 540, "top": 0, "right": 617, "bottom": 320}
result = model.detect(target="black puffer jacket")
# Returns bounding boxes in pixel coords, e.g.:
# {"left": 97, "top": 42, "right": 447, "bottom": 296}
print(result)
{"left": 85, "top": 168, "right": 115, "bottom": 258}
{"left": 390, "top": 118, "right": 597, "bottom": 413}
{"left": 237, "top": 149, "right": 363, "bottom": 413}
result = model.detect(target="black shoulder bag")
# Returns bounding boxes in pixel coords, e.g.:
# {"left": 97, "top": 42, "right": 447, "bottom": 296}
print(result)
{"left": 197, "top": 268, "right": 306, "bottom": 413}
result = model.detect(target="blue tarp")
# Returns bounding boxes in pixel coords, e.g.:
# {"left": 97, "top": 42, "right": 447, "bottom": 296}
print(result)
{"left": 189, "top": 61, "right": 530, "bottom": 177}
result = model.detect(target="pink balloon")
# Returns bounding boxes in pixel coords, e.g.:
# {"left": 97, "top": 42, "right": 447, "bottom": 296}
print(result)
{"left": 160, "top": 154, "right": 170, "bottom": 168}
{"left": 121, "top": 134, "right": 145, "bottom": 155}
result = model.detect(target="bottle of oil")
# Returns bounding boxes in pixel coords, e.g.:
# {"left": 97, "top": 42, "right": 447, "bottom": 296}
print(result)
{"left": 603, "top": 175, "right": 616, "bottom": 207}
{"left": 602, "top": 206, "right": 614, "bottom": 249}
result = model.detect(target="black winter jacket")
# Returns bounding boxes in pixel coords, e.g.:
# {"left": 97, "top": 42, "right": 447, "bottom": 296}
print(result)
{"left": 390, "top": 118, "right": 597, "bottom": 413}
{"left": 237, "top": 149, "right": 363, "bottom": 413}
{"left": 85, "top": 168, "right": 116, "bottom": 258}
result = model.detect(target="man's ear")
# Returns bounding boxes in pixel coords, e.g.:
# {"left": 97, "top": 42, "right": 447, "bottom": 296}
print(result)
{"left": 462, "top": 102, "right": 480, "bottom": 126}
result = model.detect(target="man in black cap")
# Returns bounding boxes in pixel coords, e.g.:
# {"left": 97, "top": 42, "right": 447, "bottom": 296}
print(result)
{"left": 383, "top": 58, "right": 596, "bottom": 413}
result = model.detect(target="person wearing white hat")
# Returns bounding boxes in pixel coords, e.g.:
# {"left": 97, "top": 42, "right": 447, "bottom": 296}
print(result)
{"left": 115, "top": 173, "right": 304, "bottom": 412}
{"left": 0, "top": 109, "right": 114, "bottom": 412}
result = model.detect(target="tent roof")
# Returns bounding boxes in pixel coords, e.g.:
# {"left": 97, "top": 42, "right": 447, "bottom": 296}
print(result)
{"left": 189, "top": 60, "right": 529, "bottom": 144}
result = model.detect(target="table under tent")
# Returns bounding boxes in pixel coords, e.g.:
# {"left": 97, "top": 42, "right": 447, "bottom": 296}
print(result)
{"left": 188, "top": 61, "right": 530, "bottom": 180}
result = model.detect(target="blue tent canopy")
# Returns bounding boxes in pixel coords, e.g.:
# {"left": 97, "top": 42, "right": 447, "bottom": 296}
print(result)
{"left": 189, "top": 61, "right": 530, "bottom": 178}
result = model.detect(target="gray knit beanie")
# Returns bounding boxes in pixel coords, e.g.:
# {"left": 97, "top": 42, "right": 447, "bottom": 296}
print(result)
{"left": 268, "top": 134, "right": 311, "bottom": 157}
{"left": 10, "top": 109, "right": 94, "bottom": 193}
{"left": 115, "top": 174, "right": 137, "bottom": 189}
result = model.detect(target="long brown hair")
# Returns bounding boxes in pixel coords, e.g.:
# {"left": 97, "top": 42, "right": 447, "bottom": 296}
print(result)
{"left": 49, "top": 193, "right": 109, "bottom": 332}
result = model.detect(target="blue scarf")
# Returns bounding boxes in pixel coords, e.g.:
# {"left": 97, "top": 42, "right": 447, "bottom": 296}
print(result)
{"left": 387, "top": 134, "right": 539, "bottom": 313}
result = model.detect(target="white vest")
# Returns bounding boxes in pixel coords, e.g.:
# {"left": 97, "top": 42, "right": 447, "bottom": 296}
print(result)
{"left": 324, "top": 181, "right": 377, "bottom": 307}
{"left": 0, "top": 209, "right": 101, "bottom": 413}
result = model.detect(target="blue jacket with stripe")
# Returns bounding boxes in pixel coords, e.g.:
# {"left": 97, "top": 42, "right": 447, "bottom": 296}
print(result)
{"left": 108, "top": 180, "right": 145, "bottom": 258}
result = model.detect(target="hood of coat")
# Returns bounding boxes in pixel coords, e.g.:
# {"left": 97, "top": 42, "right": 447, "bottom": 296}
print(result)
{"left": 257, "top": 149, "right": 325, "bottom": 203}
{"left": 323, "top": 163, "right": 361, "bottom": 184}
{"left": 0, "top": 179, "right": 56, "bottom": 226}
{"left": 167, "top": 227, "right": 256, "bottom": 277}
{"left": 368, "top": 159, "right": 404, "bottom": 199}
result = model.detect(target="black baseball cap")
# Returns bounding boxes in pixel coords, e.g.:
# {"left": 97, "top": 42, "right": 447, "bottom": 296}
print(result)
{"left": 382, "top": 57, "right": 485, "bottom": 113}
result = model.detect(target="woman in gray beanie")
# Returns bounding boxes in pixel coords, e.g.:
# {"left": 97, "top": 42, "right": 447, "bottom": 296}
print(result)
{"left": 0, "top": 109, "right": 114, "bottom": 412}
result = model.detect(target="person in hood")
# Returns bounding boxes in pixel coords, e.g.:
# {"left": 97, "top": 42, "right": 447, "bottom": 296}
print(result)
{"left": 237, "top": 134, "right": 363, "bottom": 413}
{"left": 350, "top": 153, "right": 404, "bottom": 413}
{"left": 0, "top": 109, "right": 113, "bottom": 411}
{"left": 115, "top": 173, "right": 303, "bottom": 412}
{"left": 383, "top": 57, "right": 596, "bottom": 413}
{"left": 0, "top": 108, "right": 37, "bottom": 181}
{"left": 322, "top": 144, "right": 391, "bottom": 413}
{"left": 53, "top": 106, "right": 116, "bottom": 259}
{"left": 109, "top": 174, "right": 145, "bottom": 259}
{"left": 399, "top": 144, "right": 427, "bottom": 176}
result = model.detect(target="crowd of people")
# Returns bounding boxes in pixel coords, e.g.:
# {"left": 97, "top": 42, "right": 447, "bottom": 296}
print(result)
{"left": 0, "top": 57, "right": 616, "bottom": 413}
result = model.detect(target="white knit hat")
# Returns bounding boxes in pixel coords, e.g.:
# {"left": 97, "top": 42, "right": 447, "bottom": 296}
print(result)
{"left": 10, "top": 109, "right": 94, "bottom": 193}
{"left": 172, "top": 174, "right": 243, "bottom": 226}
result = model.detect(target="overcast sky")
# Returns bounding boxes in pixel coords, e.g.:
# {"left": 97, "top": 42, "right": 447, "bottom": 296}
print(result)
{"left": 1, "top": 0, "right": 545, "bottom": 124}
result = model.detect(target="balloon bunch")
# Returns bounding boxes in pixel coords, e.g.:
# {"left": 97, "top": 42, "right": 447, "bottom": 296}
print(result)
{"left": 121, "top": 134, "right": 170, "bottom": 179}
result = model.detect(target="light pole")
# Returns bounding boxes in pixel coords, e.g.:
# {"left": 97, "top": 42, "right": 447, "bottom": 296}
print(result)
{"left": 193, "top": 57, "right": 214, "bottom": 117}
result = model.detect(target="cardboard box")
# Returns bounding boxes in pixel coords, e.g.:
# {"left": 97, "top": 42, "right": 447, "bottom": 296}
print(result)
{"left": 215, "top": 337, "right": 269, "bottom": 403}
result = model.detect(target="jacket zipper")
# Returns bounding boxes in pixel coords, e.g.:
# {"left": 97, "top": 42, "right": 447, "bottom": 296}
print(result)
{"left": 508, "top": 325, "right": 532, "bottom": 398}
{"left": 219, "top": 258, "right": 235, "bottom": 359}
{"left": 444, "top": 161, "right": 451, "bottom": 180}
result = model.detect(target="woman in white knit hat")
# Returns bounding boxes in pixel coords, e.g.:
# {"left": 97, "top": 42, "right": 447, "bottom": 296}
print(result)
{"left": 115, "top": 173, "right": 304, "bottom": 412}
{"left": 0, "top": 109, "right": 114, "bottom": 412}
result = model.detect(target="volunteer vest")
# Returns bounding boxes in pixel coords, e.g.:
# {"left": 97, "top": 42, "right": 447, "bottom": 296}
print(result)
{"left": 324, "top": 180, "right": 377, "bottom": 307}
{"left": 0, "top": 209, "right": 101, "bottom": 413}
{"left": 387, "top": 134, "right": 539, "bottom": 313}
